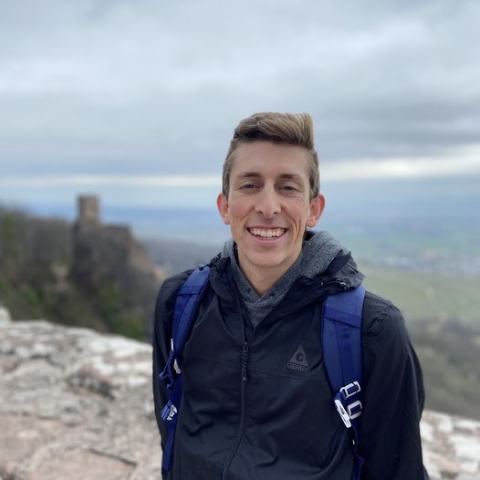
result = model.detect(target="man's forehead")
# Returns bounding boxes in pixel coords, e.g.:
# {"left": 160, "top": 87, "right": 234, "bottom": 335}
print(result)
{"left": 230, "top": 142, "right": 310, "bottom": 179}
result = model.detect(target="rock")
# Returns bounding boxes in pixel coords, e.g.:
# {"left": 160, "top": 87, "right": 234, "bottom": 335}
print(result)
{"left": 0, "top": 306, "right": 11, "bottom": 326}
{"left": 22, "top": 450, "right": 135, "bottom": 480}
{"left": 0, "top": 414, "right": 68, "bottom": 479}
{"left": 1, "top": 319, "right": 479, "bottom": 479}
{"left": 0, "top": 320, "right": 161, "bottom": 480}
{"left": 421, "top": 410, "right": 480, "bottom": 479}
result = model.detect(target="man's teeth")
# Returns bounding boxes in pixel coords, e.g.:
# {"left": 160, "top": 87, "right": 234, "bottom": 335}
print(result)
{"left": 249, "top": 228, "right": 285, "bottom": 238}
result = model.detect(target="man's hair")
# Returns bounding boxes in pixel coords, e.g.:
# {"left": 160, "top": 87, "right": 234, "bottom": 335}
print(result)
{"left": 222, "top": 112, "right": 319, "bottom": 200}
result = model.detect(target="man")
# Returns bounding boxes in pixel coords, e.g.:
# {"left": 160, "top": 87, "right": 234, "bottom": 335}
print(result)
{"left": 153, "top": 112, "right": 428, "bottom": 479}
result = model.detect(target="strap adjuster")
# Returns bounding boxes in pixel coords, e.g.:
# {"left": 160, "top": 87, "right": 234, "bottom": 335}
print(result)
{"left": 161, "top": 401, "right": 178, "bottom": 422}
{"left": 347, "top": 400, "right": 362, "bottom": 420}
{"left": 335, "top": 398, "right": 353, "bottom": 428}
{"left": 340, "top": 381, "right": 361, "bottom": 398}
{"left": 170, "top": 338, "right": 182, "bottom": 374}
{"left": 335, "top": 381, "right": 363, "bottom": 428}
{"left": 173, "top": 359, "right": 181, "bottom": 374}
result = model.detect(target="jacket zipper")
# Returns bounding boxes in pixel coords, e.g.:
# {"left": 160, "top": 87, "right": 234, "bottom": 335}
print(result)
{"left": 222, "top": 341, "right": 249, "bottom": 480}
{"left": 241, "top": 342, "right": 249, "bottom": 381}
{"left": 219, "top": 275, "right": 349, "bottom": 478}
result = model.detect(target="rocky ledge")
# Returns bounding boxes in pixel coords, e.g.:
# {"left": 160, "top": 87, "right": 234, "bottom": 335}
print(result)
{"left": 0, "top": 311, "right": 479, "bottom": 480}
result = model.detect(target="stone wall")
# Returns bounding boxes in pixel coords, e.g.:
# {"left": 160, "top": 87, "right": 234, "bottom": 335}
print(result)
{"left": 1, "top": 314, "right": 479, "bottom": 480}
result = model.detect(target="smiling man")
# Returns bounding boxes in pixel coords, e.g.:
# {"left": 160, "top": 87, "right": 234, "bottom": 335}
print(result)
{"left": 217, "top": 140, "right": 324, "bottom": 295}
{"left": 153, "top": 112, "right": 428, "bottom": 480}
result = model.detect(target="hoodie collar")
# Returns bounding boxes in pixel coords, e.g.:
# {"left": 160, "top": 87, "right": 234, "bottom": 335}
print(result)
{"left": 210, "top": 230, "right": 364, "bottom": 309}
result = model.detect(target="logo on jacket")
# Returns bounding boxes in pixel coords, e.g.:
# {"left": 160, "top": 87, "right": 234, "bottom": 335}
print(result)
{"left": 287, "top": 344, "right": 309, "bottom": 372}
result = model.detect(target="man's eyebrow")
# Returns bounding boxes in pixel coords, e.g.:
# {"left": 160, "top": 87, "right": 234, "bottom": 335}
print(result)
{"left": 236, "top": 172, "right": 304, "bottom": 180}
{"left": 236, "top": 171, "right": 261, "bottom": 179}
{"left": 278, "top": 173, "right": 303, "bottom": 181}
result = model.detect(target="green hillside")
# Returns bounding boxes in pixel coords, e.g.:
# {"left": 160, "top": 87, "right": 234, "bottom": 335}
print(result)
{"left": 359, "top": 263, "right": 480, "bottom": 419}
{"left": 360, "top": 264, "right": 480, "bottom": 324}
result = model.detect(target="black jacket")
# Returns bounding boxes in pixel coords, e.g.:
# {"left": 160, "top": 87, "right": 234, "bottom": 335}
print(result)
{"left": 152, "top": 252, "right": 428, "bottom": 480}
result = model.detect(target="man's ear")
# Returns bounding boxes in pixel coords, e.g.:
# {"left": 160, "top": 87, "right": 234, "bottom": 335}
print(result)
{"left": 217, "top": 193, "right": 230, "bottom": 225}
{"left": 306, "top": 194, "right": 325, "bottom": 228}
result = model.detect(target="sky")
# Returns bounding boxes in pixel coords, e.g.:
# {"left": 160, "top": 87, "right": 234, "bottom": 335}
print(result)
{"left": 0, "top": 0, "right": 479, "bottom": 215}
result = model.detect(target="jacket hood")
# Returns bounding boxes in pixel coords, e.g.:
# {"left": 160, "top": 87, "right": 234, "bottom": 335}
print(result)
{"left": 208, "top": 230, "right": 364, "bottom": 316}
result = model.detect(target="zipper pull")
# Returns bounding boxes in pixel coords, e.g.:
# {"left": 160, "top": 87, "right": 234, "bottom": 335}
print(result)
{"left": 241, "top": 342, "right": 249, "bottom": 382}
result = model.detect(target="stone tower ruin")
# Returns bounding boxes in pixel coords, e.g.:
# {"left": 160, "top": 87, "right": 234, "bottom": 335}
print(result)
{"left": 71, "top": 195, "right": 157, "bottom": 298}
{"left": 77, "top": 195, "right": 100, "bottom": 226}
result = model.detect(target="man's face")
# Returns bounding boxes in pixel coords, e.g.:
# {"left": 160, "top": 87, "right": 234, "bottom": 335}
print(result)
{"left": 217, "top": 141, "right": 325, "bottom": 283}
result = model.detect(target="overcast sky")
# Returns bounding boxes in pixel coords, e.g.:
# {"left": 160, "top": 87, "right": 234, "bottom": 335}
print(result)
{"left": 1, "top": 0, "right": 479, "bottom": 211}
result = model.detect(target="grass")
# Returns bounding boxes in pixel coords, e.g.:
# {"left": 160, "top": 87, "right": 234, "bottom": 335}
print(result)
{"left": 358, "top": 264, "right": 480, "bottom": 419}
{"left": 360, "top": 264, "right": 480, "bottom": 325}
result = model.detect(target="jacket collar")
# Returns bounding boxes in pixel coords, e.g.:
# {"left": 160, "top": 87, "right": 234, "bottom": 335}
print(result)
{"left": 208, "top": 238, "right": 364, "bottom": 317}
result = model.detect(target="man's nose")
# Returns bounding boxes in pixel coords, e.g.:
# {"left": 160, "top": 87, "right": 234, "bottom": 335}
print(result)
{"left": 255, "top": 187, "right": 281, "bottom": 218}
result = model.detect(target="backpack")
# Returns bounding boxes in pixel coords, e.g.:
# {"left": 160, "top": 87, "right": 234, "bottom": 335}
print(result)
{"left": 159, "top": 265, "right": 366, "bottom": 479}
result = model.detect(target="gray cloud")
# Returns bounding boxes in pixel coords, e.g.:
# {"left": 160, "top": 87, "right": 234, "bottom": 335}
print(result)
{"left": 0, "top": 0, "right": 479, "bottom": 183}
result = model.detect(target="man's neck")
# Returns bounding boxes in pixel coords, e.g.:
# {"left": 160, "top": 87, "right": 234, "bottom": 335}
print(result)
{"left": 237, "top": 256, "right": 301, "bottom": 296}
{"left": 240, "top": 267, "right": 283, "bottom": 296}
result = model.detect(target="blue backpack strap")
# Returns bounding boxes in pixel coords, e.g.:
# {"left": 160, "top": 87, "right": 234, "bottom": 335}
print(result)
{"left": 322, "top": 284, "right": 366, "bottom": 480}
{"left": 159, "top": 266, "right": 210, "bottom": 472}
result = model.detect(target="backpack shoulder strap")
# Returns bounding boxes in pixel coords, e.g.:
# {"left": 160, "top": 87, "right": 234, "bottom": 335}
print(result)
{"left": 172, "top": 266, "right": 211, "bottom": 367}
{"left": 322, "top": 284, "right": 366, "bottom": 480}
{"left": 159, "top": 265, "right": 210, "bottom": 472}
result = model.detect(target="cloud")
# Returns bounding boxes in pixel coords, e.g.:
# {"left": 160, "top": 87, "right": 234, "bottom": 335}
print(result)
{"left": 0, "top": 174, "right": 220, "bottom": 188}
{"left": 0, "top": 0, "right": 479, "bottom": 209}
{"left": 324, "top": 152, "right": 480, "bottom": 181}
{"left": 1, "top": 147, "right": 478, "bottom": 191}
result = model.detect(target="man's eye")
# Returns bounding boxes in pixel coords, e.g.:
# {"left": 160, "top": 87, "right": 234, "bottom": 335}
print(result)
{"left": 241, "top": 183, "right": 256, "bottom": 189}
{"left": 281, "top": 185, "right": 297, "bottom": 191}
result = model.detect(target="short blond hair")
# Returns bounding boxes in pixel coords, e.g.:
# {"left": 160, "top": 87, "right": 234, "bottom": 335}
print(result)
{"left": 222, "top": 112, "right": 319, "bottom": 200}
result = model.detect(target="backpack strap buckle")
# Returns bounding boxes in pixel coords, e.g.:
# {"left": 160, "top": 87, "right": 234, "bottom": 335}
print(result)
{"left": 334, "top": 398, "right": 353, "bottom": 428}
{"left": 173, "top": 359, "right": 181, "bottom": 374}
{"left": 161, "top": 401, "right": 178, "bottom": 422}
{"left": 340, "top": 381, "right": 361, "bottom": 398}
{"left": 335, "top": 381, "right": 363, "bottom": 427}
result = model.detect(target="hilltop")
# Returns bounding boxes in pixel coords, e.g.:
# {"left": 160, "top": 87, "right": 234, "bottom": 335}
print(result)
{"left": 0, "top": 198, "right": 162, "bottom": 340}
{"left": 0, "top": 311, "right": 479, "bottom": 480}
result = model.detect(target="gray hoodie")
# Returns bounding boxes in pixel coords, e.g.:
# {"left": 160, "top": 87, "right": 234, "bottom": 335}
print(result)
{"left": 223, "top": 230, "right": 353, "bottom": 327}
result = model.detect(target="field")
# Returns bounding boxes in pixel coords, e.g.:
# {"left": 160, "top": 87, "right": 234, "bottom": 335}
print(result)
{"left": 360, "top": 264, "right": 480, "bottom": 324}
{"left": 358, "top": 264, "right": 480, "bottom": 419}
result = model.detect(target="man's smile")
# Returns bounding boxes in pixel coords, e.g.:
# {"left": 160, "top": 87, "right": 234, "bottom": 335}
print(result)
{"left": 247, "top": 227, "right": 287, "bottom": 239}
